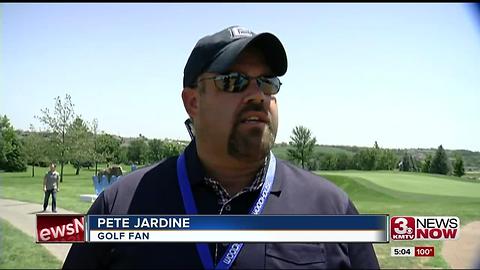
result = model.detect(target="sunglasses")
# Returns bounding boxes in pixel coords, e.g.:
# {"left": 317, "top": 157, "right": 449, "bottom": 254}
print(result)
{"left": 197, "top": 72, "right": 282, "bottom": 95}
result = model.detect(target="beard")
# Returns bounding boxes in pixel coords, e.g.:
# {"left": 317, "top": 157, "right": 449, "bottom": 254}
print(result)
{"left": 227, "top": 103, "right": 277, "bottom": 162}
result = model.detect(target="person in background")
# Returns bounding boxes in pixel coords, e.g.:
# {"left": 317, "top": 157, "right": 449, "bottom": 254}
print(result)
{"left": 43, "top": 163, "right": 59, "bottom": 213}
{"left": 131, "top": 162, "right": 137, "bottom": 172}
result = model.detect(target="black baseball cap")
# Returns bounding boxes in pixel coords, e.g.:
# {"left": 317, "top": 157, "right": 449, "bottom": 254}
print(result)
{"left": 183, "top": 26, "right": 288, "bottom": 88}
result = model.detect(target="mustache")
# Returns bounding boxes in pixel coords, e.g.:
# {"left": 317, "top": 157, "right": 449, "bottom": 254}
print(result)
{"left": 235, "top": 103, "right": 270, "bottom": 124}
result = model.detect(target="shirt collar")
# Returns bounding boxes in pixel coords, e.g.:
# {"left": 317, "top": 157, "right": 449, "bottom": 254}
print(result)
{"left": 204, "top": 156, "right": 268, "bottom": 202}
{"left": 184, "top": 139, "right": 208, "bottom": 187}
{"left": 183, "top": 140, "right": 282, "bottom": 193}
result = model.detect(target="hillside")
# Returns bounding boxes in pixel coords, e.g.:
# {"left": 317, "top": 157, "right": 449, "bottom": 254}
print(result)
{"left": 273, "top": 143, "right": 480, "bottom": 171}
{"left": 15, "top": 130, "right": 480, "bottom": 170}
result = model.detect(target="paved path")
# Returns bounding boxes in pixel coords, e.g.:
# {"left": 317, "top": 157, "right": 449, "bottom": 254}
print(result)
{"left": 0, "top": 198, "right": 76, "bottom": 264}
{"left": 442, "top": 220, "right": 480, "bottom": 269}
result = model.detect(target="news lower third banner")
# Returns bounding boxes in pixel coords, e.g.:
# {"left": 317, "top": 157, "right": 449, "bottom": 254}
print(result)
{"left": 36, "top": 214, "right": 388, "bottom": 243}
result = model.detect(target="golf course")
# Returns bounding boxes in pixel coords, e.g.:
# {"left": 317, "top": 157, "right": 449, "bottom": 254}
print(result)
{"left": 318, "top": 170, "right": 480, "bottom": 269}
{"left": 1, "top": 165, "right": 479, "bottom": 269}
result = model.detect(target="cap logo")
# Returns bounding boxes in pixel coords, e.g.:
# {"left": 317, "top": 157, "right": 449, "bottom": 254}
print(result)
{"left": 229, "top": 27, "right": 254, "bottom": 39}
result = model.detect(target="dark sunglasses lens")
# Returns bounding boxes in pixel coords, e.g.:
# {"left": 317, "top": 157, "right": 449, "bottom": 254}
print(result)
{"left": 259, "top": 77, "right": 281, "bottom": 95}
{"left": 214, "top": 74, "right": 248, "bottom": 92}
{"left": 231, "top": 74, "right": 249, "bottom": 92}
{"left": 213, "top": 73, "right": 280, "bottom": 94}
{"left": 213, "top": 75, "right": 234, "bottom": 92}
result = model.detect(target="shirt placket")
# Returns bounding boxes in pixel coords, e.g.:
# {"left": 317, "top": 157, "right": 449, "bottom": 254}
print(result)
{"left": 204, "top": 160, "right": 268, "bottom": 266}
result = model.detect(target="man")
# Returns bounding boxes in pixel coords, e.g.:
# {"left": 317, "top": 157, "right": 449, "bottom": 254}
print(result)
{"left": 43, "top": 163, "right": 59, "bottom": 213}
{"left": 63, "top": 26, "right": 379, "bottom": 269}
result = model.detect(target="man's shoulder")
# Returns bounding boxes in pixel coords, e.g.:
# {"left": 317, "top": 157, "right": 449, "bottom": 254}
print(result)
{"left": 95, "top": 156, "right": 179, "bottom": 214}
{"left": 108, "top": 156, "right": 178, "bottom": 193}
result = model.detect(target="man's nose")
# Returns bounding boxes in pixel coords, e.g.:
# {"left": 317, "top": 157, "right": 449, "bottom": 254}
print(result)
{"left": 242, "top": 79, "right": 268, "bottom": 104}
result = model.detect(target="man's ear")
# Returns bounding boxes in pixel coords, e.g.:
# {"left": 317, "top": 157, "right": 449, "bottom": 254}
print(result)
{"left": 181, "top": 87, "right": 199, "bottom": 118}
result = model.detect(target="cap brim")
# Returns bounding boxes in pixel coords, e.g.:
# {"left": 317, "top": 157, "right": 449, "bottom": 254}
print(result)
{"left": 206, "top": 32, "right": 287, "bottom": 76}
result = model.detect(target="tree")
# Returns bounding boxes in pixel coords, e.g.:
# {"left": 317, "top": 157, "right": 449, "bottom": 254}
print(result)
{"left": 409, "top": 155, "right": 420, "bottom": 172}
{"left": 376, "top": 149, "right": 397, "bottom": 170}
{"left": 147, "top": 139, "right": 164, "bottom": 164}
{"left": 353, "top": 149, "right": 376, "bottom": 171}
{"left": 430, "top": 145, "right": 449, "bottom": 175}
{"left": 421, "top": 154, "right": 432, "bottom": 173}
{"left": 306, "top": 152, "right": 322, "bottom": 171}
{"left": 145, "top": 139, "right": 181, "bottom": 164}
{"left": 0, "top": 115, "right": 9, "bottom": 167}
{"left": 91, "top": 118, "right": 102, "bottom": 175}
{"left": 0, "top": 115, "right": 27, "bottom": 172}
{"left": 96, "top": 134, "right": 121, "bottom": 167}
{"left": 320, "top": 153, "right": 337, "bottom": 170}
{"left": 162, "top": 141, "right": 183, "bottom": 159}
{"left": 372, "top": 141, "right": 380, "bottom": 169}
{"left": 67, "top": 116, "right": 93, "bottom": 175}
{"left": 453, "top": 155, "right": 465, "bottom": 177}
{"left": 287, "top": 126, "right": 317, "bottom": 169}
{"left": 115, "top": 145, "right": 128, "bottom": 165}
{"left": 127, "top": 138, "right": 148, "bottom": 165}
{"left": 36, "top": 94, "right": 75, "bottom": 182}
{"left": 23, "top": 125, "right": 48, "bottom": 177}
{"left": 335, "top": 152, "right": 351, "bottom": 170}
{"left": 399, "top": 152, "right": 411, "bottom": 172}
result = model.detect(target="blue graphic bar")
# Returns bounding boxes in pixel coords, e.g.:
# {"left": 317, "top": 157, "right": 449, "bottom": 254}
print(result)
{"left": 88, "top": 215, "right": 388, "bottom": 230}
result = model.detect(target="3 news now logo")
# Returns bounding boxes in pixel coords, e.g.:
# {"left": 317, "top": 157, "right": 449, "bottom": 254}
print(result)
{"left": 390, "top": 216, "right": 460, "bottom": 240}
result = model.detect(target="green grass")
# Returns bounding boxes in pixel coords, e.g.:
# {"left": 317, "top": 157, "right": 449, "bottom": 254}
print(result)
{"left": 0, "top": 218, "right": 62, "bottom": 269}
{"left": 0, "top": 163, "right": 135, "bottom": 214}
{"left": 320, "top": 170, "right": 480, "bottom": 198}
{"left": 2, "top": 165, "right": 479, "bottom": 269}
{"left": 318, "top": 171, "right": 480, "bottom": 269}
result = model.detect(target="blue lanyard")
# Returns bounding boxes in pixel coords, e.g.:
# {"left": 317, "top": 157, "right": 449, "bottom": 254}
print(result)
{"left": 176, "top": 152, "right": 277, "bottom": 270}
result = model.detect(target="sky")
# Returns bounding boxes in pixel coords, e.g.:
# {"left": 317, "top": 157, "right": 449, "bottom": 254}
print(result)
{"left": 2, "top": 3, "right": 480, "bottom": 151}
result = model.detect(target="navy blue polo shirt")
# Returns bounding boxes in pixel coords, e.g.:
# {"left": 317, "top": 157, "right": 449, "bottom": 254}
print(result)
{"left": 63, "top": 141, "right": 379, "bottom": 269}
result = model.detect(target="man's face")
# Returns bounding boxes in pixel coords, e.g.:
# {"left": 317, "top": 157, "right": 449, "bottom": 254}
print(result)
{"left": 195, "top": 48, "right": 279, "bottom": 163}
{"left": 50, "top": 164, "right": 55, "bottom": 171}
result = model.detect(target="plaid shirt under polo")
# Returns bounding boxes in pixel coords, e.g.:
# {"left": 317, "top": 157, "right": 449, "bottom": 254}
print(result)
{"left": 203, "top": 156, "right": 269, "bottom": 265}
{"left": 203, "top": 156, "right": 268, "bottom": 209}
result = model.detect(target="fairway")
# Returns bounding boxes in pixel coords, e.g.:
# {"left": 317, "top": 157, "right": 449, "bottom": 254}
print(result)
{"left": 317, "top": 170, "right": 480, "bottom": 269}
{"left": 320, "top": 170, "right": 480, "bottom": 198}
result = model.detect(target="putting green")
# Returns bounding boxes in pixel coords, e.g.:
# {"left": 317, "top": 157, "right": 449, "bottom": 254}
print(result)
{"left": 317, "top": 171, "right": 480, "bottom": 198}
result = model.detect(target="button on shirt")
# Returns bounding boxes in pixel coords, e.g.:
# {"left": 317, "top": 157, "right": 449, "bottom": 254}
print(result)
{"left": 203, "top": 156, "right": 268, "bottom": 265}
{"left": 204, "top": 158, "right": 267, "bottom": 209}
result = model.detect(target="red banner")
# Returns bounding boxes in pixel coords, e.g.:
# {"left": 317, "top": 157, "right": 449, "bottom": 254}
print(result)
{"left": 36, "top": 214, "right": 85, "bottom": 243}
